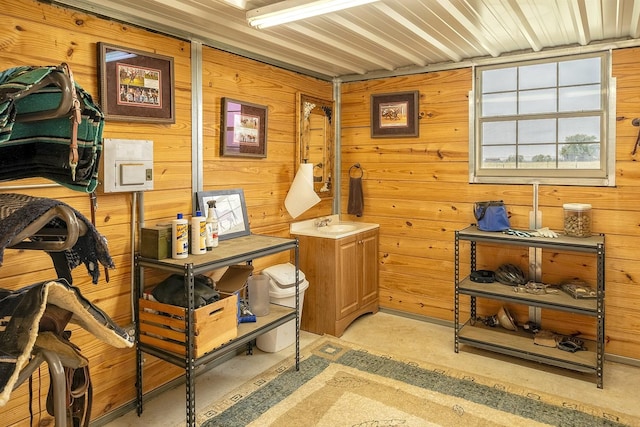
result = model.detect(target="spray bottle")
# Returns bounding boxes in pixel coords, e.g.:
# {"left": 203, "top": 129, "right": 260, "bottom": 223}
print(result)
{"left": 205, "top": 200, "right": 219, "bottom": 250}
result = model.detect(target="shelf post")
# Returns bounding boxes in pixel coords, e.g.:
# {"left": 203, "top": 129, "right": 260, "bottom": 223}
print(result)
{"left": 185, "top": 263, "right": 196, "bottom": 425}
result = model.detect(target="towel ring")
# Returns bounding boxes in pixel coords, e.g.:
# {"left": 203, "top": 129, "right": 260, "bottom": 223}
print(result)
{"left": 349, "top": 163, "right": 363, "bottom": 178}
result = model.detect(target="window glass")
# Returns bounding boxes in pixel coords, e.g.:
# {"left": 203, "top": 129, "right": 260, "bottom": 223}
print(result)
{"left": 482, "top": 121, "right": 516, "bottom": 145}
{"left": 472, "top": 52, "right": 613, "bottom": 186}
{"left": 518, "top": 119, "right": 556, "bottom": 143}
{"left": 482, "top": 68, "right": 517, "bottom": 92}
{"left": 559, "top": 57, "right": 600, "bottom": 86}
{"left": 482, "top": 92, "right": 517, "bottom": 117}
{"left": 519, "top": 88, "right": 557, "bottom": 114}
{"left": 481, "top": 145, "right": 517, "bottom": 168}
{"left": 519, "top": 63, "right": 556, "bottom": 89}
{"left": 559, "top": 84, "right": 601, "bottom": 111}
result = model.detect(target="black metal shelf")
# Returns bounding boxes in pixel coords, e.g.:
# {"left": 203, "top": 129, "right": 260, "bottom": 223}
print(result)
{"left": 134, "top": 234, "right": 300, "bottom": 426}
{"left": 458, "top": 277, "right": 598, "bottom": 316}
{"left": 137, "top": 303, "right": 296, "bottom": 367}
{"left": 456, "top": 225, "right": 604, "bottom": 253}
{"left": 454, "top": 225, "right": 605, "bottom": 388}
{"left": 458, "top": 321, "right": 598, "bottom": 374}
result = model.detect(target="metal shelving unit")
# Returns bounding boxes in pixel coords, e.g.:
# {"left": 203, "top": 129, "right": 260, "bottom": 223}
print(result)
{"left": 134, "top": 234, "right": 299, "bottom": 426}
{"left": 454, "top": 225, "right": 605, "bottom": 388}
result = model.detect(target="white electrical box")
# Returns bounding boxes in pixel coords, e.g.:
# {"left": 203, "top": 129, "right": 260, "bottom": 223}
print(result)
{"left": 102, "top": 139, "right": 154, "bottom": 193}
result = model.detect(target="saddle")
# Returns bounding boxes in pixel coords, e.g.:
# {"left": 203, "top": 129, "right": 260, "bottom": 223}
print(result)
{"left": 36, "top": 304, "right": 92, "bottom": 427}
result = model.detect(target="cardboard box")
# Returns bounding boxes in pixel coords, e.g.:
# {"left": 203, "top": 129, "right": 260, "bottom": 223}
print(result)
{"left": 216, "top": 264, "right": 254, "bottom": 320}
{"left": 140, "top": 225, "right": 171, "bottom": 259}
{"left": 216, "top": 264, "right": 254, "bottom": 294}
{"left": 139, "top": 293, "right": 238, "bottom": 357}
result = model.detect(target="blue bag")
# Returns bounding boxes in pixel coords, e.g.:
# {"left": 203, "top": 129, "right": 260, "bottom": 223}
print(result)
{"left": 474, "top": 201, "right": 510, "bottom": 231}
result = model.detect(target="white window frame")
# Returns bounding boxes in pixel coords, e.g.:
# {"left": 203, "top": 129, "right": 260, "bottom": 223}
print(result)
{"left": 469, "top": 51, "right": 616, "bottom": 187}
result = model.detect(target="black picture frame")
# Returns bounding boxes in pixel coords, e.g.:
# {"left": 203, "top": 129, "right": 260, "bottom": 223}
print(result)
{"left": 196, "top": 189, "right": 250, "bottom": 241}
{"left": 98, "top": 42, "right": 175, "bottom": 123}
{"left": 371, "top": 91, "right": 419, "bottom": 138}
{"left": 220, "top": 97, "right": 268, "bottom": 157}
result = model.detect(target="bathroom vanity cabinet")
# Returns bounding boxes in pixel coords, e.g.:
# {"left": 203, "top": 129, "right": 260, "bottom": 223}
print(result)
{"left": 294, "top": 228, "right": 379, "bottom": 337}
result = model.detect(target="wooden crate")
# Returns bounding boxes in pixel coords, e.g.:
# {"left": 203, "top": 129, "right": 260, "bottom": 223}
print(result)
{"left": 138, "top": 293, "right": 238, "bottom": 357}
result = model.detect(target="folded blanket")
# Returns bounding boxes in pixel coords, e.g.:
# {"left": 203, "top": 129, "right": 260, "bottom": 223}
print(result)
{"left": 0, "top": 279, "right": 133, "bottom": 408}
{"left": 0, "top": 193, "right": 114, "bottom": 284}
{"left": 0, "top": 65, "right": 104, "bottom": 193}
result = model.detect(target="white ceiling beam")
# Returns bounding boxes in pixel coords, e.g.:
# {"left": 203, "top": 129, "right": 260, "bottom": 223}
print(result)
{"left": 129, "top": 0, "right": 374, "bottom": 75}
{"left": 217, "top": 0, "right": 246, "bottom": 9}
{"left": 287, "top": 23, "right": 396, "bottom": 71}
{"left": 435, "top": 0, "right": 501, "bottom": 57}
{"left": 631, "top": 0, "right": 640, "bottom": 38}
{"left": 327, "top": 15, "right": 428, "bottom": 66}
{"left": 372, "top": 3, "right": 463, "bottom": 62}
{"left": 505, "top": 0, "right": 543, "bottom": 52}
{"left": 568, "top": 0, "right": 591, "bottom": 45}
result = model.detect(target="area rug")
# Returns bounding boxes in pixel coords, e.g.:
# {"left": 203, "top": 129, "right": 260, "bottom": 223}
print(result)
{"left": 196, "top": 336, "right": 638, "bottom": 427}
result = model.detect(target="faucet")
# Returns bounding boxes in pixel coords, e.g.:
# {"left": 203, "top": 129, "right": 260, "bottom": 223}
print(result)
{"left": 314, "top": 217, "right": 332, "bottom": 228}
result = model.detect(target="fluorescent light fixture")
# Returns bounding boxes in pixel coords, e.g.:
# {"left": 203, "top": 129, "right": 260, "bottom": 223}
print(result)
{"left": 247, "top": 0, "right": 379, "bottom": 29}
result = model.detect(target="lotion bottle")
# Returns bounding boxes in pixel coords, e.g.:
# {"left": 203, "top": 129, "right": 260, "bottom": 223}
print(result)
{"left": 172, "top": 213, "right": 189, "bottom": 259}
{"left": 191, "top": 211, "right": 207, "bottom": 255}
{"left": 205, "top": 201, "right": 219, "bottom": 250}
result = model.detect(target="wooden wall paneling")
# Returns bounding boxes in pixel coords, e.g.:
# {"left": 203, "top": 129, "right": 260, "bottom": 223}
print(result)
{"left": 0, "top": 1, "right": 194, "bottom": 423}
{"left": 341, "top": 46, "right": 640, "bottom": 361}
{"left": 0, "top": 1, "right": 332, "bottom": 425}
{"left": 200, "top": 44, "right": 333, "bottom": 238}
{"left": 1, "top": 1, "right": 640, "bottom": 424}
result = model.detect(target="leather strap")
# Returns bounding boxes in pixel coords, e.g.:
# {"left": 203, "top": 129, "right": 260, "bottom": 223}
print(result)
{"left": 60, "top": 63, "right": 80, "bottom": 181}
{"left": 89, "top": 191, "right": 109, "bottom": 282}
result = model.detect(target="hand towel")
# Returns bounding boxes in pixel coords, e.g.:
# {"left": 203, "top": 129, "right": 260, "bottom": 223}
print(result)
{"left": 347, "top": 176, "right": 364, "bottom": 217}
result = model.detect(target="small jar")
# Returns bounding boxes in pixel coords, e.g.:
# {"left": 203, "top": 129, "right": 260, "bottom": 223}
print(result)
{"left": 563, "top": 203, "right": 592, "bottom": 237}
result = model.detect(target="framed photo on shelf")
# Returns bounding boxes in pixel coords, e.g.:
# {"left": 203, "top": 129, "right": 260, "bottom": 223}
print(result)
{"left": 370, "top": 91, "right": 419, "bottom": 138}
{"left": 196, "top": 189, "right": 250, "bottom": 241}
{"left": 97, "top": 42, "right": 175, "bottom": 123}
{"left": 220, "top": 98, "right": 268, "bottom": 157}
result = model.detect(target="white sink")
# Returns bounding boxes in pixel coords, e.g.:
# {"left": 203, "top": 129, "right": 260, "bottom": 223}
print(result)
{"left": 290, "top": 215, "right": 379, "bottom": 239}
{"left": 318, "top": 224, "right": 358, "bottom": 234}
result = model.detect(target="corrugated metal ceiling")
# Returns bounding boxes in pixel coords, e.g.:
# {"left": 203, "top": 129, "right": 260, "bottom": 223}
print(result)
{"left": 53, "top": 0, "right": 640, "bottom": 81}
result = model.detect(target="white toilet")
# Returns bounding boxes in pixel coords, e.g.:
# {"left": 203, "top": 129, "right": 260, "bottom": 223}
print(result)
{"left": 256, "top": 263, "right": 309, "bottom": 352}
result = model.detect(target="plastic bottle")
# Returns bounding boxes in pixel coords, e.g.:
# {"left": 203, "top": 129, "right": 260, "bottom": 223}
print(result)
{"left": 191, "top": 211, "right": 207, "bottom": 255}
{"left": 172, "top": 213, "right": 189, "bottom": 259}
{"left": 205, "top": 200, "right": 219, "bottom": 250}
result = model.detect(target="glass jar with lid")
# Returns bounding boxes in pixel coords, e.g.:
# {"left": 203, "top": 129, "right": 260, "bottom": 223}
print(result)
{"left": 563, "top": 203, "right": 592, "bottom": 237}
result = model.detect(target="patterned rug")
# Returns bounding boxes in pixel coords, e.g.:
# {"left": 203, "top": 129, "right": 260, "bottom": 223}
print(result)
{"left": 197, "top": 336, "right": 637, "bottom": 427}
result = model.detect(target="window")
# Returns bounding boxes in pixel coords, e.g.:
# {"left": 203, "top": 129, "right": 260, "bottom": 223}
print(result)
{"left": 471, "top": 52, "right": 615, "bottom": 186}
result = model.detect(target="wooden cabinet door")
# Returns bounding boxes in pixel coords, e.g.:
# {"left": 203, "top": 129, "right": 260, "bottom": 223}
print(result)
{"left": 359, "top": 229, "right": 379, "bottom": 307}
{"left": 336, "top": 235, "right": 359, "bottom": 319}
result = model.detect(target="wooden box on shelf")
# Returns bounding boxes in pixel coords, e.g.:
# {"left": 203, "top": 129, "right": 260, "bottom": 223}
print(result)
{"left": 138, "top": 293, "right": 238, "bottom": 358}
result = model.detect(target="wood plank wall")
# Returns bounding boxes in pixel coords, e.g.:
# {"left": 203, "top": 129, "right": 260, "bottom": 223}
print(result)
{"left": 0, "top": 0, "right": 332, "bottom": 425}
{"left": 2, "top": 0, "right": 640, "bottom": 424}
{"left": 340, "top": 47, "right": 640, "bottom": 360}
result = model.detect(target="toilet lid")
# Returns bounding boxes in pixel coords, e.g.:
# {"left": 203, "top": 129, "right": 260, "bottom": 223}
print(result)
{"left": 262, "top": 263, "right": 305, "bottom": 288}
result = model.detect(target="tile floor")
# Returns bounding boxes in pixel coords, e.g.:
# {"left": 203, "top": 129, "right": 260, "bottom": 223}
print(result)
{"left": 103, "top": 311, "right": 640, "bottom": 426}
